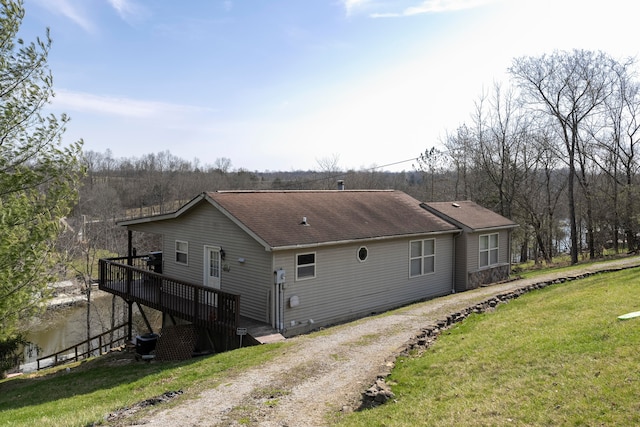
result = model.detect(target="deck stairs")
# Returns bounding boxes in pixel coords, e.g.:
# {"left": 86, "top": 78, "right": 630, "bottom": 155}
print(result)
{"left": 240, "top": 317, "right": 286, "bottom": 344}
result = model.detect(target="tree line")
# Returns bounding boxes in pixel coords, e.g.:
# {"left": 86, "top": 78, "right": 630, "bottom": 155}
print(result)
{"left": 77, "top": 48, "right": 640, "bottom": 269}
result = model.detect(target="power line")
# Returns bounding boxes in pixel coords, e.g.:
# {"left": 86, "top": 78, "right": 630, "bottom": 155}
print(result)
{"left": 275, "top": 156, "right": 419, "bottom": 189}
{"left": 361, "top": 157, "right": 417, "bottom": 171}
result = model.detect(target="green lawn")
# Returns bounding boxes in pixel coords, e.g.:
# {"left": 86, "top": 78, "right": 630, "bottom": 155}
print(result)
{"left": 3, "top": 265, "right": 639, "bottom": 426}
{"left": 0, "top": 342, "right": 289, "bottom": 426}
{"left": 337, "top": 267, "right": 640, "bottom": 426}
{"left": 511, "top": 253, "right": 629, "bottom": 280}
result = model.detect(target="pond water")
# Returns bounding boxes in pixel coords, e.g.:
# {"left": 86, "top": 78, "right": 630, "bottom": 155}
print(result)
{"left": 22, "top": 291, "right": 154, "bottom": 371}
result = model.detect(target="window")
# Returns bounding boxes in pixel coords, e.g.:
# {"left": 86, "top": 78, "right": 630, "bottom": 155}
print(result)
{"left": 357, "top": 246, "right": 368, "bottom": 262}
{"left": 296, "top": 252, "right": 316, "bottom": 280}
{"left": 409, "top": 239, "right": 435, "bottom": 277}
{"left": 479, "top": 233, "right": 499, "bottom": 268}
{"left": 175, "top": 240, "right": 188, "bottom": 264}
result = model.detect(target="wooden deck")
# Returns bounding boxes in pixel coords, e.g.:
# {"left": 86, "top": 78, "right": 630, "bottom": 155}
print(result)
{"left": 99, "top": 256, "right": 284, "bottom": 346}
{"left": 99, "top": 257, "right": 240, "bottom": 337}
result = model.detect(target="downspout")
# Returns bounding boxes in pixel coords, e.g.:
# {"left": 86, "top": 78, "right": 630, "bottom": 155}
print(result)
{"left": 508, "top": 229, "right": 513, "bottom": 276}
{"left": 273, "top": 272, "right": 279, "bottom": 331}
{"left": 279, "top": 283, "right": 284, "bottom": 332}
{"left": 274, "top": 268, "right": 286, "bottom": 332}
{"left": 271, "top": 258, "right": 276, "bottom": 329}
{"left": 451, "top": 230, "right": 463, "bottom": 293}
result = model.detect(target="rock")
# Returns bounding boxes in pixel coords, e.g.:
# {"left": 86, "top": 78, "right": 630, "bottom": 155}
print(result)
{"left": 361, "top": 378, "right": 396, "bottom": 407}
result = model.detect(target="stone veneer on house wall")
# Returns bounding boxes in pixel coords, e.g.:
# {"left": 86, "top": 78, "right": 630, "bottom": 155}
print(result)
{"left": 468, "top": 264, "right": 510, "bottom": 289}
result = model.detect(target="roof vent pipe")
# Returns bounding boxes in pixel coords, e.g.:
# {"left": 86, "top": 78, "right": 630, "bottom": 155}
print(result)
{"left": 337, "top": 180, "right": 345, "bottom": 190}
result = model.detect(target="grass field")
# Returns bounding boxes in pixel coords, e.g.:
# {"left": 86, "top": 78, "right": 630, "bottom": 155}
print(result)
{"left": 0, "top": 342, "right": 289, "bottom": 426}
{"left": 337, "top": 267, "right": 640, "bottom": 426}
{"left": 2, "top": 265, "right": 639, "bottom": 426}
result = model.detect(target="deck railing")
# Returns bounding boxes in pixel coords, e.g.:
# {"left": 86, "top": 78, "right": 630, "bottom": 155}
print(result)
{"left": 98, "top": 256, "right": 240, "bottom": 336}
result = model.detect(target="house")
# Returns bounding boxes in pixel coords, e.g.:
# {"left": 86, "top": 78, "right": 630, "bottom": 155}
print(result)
{"left": 98, "top": 190, "right": 516, "bottom": 349}
{"left": 422, "top": 201, "right": 518, "bottom": 292}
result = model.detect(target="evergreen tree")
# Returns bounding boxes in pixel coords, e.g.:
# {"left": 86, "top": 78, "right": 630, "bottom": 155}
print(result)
{"left": 0, "top": 0, "right": 84, "bottom": 341}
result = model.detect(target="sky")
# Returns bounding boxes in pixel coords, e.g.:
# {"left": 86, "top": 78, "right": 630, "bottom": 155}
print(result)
{"left": 18, "top": 0, "right": 640, "bottom": 172}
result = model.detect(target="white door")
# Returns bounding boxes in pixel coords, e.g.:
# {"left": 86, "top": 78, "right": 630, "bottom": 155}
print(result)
{"left": 204, "top": 246, "right": 221, "bottom": 290}
{"left": 204, "top": 246, "right": 221, "bottom": 308}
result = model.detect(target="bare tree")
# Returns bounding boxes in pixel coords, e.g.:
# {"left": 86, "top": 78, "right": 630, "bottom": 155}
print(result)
{"left": 443, "top": 124, "right": 475, "bottom": 200}
{"left": 213, "top": 157, "right": 233, "bottom": 173}
{"left": 509, "top": 50, "right": 614, "bottom": 264}
{"left": 414, "top": 147, "right": 446, "bottom": 201}
{"left": 57, "top": 182, "right": 126, "bottom": 354}
{"left": 599, "top": 59, "right": 640, "bottom": 252}
{"left": 472, "top": 83, "right": 528, "bottom": 218}
{"left": 316, "top": 154, "right": 342, "bottom": 189}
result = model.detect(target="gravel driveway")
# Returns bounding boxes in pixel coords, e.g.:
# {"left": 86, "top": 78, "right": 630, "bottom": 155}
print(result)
{"left": 129, "top": 256, "right": 640, "bottom": 427}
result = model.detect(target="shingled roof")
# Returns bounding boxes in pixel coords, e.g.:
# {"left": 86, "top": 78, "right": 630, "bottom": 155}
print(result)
{"left": 422, "top": 200, "right": 518, "bottom": 232}
{"left": 202, "top": 190, "right": 459, "bottom": 249}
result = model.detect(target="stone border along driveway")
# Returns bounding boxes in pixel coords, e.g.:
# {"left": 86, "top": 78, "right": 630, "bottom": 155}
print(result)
{"left": 127, "top": 256, "right": 640, "bottom": 427}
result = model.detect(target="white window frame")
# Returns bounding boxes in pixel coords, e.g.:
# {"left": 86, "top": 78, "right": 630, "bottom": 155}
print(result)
{"left": 479, "top": 233, "right": 499, "bottom": 268}
{"left": 296, "top": 252, "right": 316, "bottom": 281}
{"left": 409, "top": 238, "right": 436, "bottom": 277}
{"left": 175, "top": 240, "right": 188, "bottom": 265}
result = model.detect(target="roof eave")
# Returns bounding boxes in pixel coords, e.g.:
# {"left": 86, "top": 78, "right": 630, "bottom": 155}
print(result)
{"left": 468, "top": 224, "right": 520, "bottom": 233}
{"left": 116, "top": 193, "right": 207, "bottom": 226}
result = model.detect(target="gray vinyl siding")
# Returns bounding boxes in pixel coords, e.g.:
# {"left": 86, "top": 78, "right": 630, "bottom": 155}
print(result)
{"left": 274, "top": 233, "right": 455, "bottom": 336}
{"left": 498, "top": 229, "right": 511, "bottom": 264}
{"left": 127, "top": 201, "right": 273, "bottom": 322}
{"left": 466, "top": 232, "right": 480, "bottom": 272}
{"left": 454, "top": 233, "right": 468, "bottom": 292}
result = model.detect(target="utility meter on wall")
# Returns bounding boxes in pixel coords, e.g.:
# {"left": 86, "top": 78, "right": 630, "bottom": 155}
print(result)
{"left": 275, "top": 268, "right": 286, "bottom": 285}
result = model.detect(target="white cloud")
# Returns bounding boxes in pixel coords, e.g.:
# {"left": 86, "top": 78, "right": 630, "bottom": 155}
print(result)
{"left": 107, "top": 0, "right": 149, "bottom": 23}
{"left": 53, "top": 89, "right": 217, "bottom": 119}
{"left": 405, "top": 0, "right": 498, "bottom": 14}
{"left": 341, "top": 0, "right": 371, "bottom": 17}
{"left": 33, "top": 0, "right": 95, "bottom": 32}
{"left": 342, "top": 0, "right": 499, "bottom": 18}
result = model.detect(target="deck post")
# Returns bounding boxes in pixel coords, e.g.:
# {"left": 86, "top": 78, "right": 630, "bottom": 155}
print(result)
{"left": 127, "top": 230, "right": 133, "bottom": 265}
{"left": 136, "top": 302, "right": 154, "bottom": 334}
{"left": 127, "top": 301, "right": 133, "bottom": 342}
{"left": 126, "top": 230, "right": 133, "bottom": 296}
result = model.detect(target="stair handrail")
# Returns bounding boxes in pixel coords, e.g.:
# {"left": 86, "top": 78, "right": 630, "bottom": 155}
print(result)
{"left": 35, "top": 323, "right": 129, "bottom": 370}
